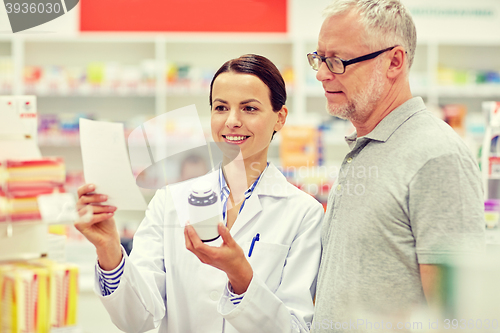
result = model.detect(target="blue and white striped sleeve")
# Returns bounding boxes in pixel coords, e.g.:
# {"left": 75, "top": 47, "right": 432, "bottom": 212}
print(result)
{"left": 95, "top": 253, "right": 126, "bottom": 296}
{"left": 227, "top": 282, "right": 246, "bottom": 306}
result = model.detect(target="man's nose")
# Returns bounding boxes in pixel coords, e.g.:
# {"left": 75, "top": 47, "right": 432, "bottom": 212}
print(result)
{"left": 316, "top": 61, "right": 334, "bottom": 82}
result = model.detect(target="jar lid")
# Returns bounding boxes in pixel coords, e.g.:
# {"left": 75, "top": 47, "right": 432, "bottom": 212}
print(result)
{"left": 191, "top": 180, "right": 213, "bottom": 198}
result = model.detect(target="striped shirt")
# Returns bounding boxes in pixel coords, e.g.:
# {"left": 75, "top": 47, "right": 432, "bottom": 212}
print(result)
{"left": 96, "top": 255, "right": 125, "bottom": 296}
{"left": 97, "top": 163, "right": 269, "bottom": 303}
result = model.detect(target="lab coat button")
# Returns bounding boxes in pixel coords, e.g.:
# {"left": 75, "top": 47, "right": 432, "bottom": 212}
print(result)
{"left": 347, "top": 157, "right": 353, "bottom": 163}
{"left": 210, "top": 291, "right": 219, "bottom": 301}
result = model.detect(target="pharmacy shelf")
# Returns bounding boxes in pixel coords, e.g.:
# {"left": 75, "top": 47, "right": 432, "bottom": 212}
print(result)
{"left": 25, "top": 86, "right": 156, "bottom": 97}
{"left": 3, "top": 35, "right": 498, "bottom": 123}
{"left": 437, "top": 85, "right": 500, "bottom": 98}
{"left": 2, "top": 34, "right": 499, "bottom": 229}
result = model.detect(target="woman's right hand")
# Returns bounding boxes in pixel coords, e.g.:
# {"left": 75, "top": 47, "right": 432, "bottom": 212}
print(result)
{"left": 74, "top": 183, "right": 123, "bottom": 270}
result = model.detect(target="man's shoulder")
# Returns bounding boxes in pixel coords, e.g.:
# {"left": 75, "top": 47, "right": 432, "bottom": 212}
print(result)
{"left": 395, "top": 109, "right": 471, "bottom": 156}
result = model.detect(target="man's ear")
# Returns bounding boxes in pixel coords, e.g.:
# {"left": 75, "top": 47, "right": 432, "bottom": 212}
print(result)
{"left": 387, "top": 46, "right": 407, "bottom": 79}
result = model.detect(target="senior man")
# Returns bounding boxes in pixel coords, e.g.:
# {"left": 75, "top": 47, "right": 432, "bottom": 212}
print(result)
{"left": 308, "top": 0, "right": 485, "bottom": 331}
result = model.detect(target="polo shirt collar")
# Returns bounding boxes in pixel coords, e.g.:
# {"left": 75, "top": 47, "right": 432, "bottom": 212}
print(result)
{"left": 345, "top": 97, "right": 426, "bottom": 147}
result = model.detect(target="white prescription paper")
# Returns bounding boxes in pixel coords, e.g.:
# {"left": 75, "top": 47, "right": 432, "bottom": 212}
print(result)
{"left": 79, "top": 118, "right": 147, "bottom": 210}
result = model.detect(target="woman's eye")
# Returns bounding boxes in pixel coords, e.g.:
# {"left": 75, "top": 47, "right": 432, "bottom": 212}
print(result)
{"left": 214, "top": 105, "right": 227, "bottom": 111}
{"left": 244, "top": 106, "right": 257, "bottom": 112}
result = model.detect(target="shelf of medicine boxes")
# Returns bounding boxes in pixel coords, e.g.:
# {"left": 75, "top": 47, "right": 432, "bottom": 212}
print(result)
{"left": 162, "top": 37, "right": 294, "bottom": 118}
{"left": 5, "top": 35, "right": 500, "bottom": 107}
{"left": 10, "top": 34, "right": 295, "bottom": 97}
{"left": 17, "top": 37, "right": 161, "bottom": 226}
{"left": 12, "top": 34, "right": 298, "bottom": 142}
{"left": 5, "top": 34, "right": 348, "bottom": 131}
{"left": 436, "top": 44, "right": 500, "bottom": 100}
{"left": 10, "top": 35, "right": 500, "bottom": 151}
{"left": 16, "top": 35, "right": 296, "bottom": 151}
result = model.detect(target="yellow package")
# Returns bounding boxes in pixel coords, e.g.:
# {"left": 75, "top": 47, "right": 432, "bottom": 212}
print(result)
{"left": 28, "top": 259, "right": 79, "bottom": 328}
{"left": 0, "top": 265, "right": 17, "bottom": 333}
{"left": 12, "top": 263, "right": 50, "bottom": 333}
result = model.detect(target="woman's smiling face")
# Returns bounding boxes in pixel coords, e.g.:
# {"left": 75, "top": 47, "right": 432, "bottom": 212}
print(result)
{"left": 210, "top": 72, "right": 286, "bottom": 165}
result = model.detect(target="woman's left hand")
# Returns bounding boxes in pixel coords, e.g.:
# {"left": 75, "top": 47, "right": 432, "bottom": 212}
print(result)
{"left": 185, "top": 223, "right": 253, "bottom": 294}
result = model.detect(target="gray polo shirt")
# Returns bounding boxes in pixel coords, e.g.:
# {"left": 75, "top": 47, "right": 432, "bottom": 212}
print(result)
{"left": 311, "top": 97, "right": 485, "bottom": 331}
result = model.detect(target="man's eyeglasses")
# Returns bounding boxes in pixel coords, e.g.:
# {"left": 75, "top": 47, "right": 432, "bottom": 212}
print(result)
{"left": 307, "top": 46, "right": 397, "bottom": 74}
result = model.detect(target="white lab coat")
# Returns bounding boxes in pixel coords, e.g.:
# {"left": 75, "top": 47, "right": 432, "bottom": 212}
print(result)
{"left": 95, "top": 163, "right": 323, "bottom": 333}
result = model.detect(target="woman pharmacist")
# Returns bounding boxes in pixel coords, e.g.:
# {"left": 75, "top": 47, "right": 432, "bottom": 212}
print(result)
{"left": 75, "top": 54, "right": 324, "bottom": 333}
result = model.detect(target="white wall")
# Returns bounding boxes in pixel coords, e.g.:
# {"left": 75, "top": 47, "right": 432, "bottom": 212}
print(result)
{"left": 403, "top": 0, "right": 500, "bottom": 43}
{"left": 290, "top": 0, "right": 500, "bottom": 43}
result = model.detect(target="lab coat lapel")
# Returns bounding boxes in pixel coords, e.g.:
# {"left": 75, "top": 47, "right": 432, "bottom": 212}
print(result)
{"left": 254, "top": 164, "right": 291, "bottom": 198}
{"left": 230, "top": 194, "right": 262, "bottom": 238}
{"left": 229, "top": 163, "right": 289, "bottom": 238}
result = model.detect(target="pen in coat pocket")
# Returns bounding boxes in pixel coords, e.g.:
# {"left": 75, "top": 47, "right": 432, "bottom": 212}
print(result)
{"left": 248, "top": 233, "right": 260, "bottom": 257}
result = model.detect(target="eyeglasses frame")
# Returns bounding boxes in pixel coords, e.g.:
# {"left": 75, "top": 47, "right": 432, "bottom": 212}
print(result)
{"left": 307, "top": 46, "right": 399, "bottom": 74}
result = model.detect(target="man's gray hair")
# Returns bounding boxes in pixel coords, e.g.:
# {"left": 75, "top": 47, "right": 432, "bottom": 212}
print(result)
{"left": 323, "top": 0, "right": 417, "bottom": 70}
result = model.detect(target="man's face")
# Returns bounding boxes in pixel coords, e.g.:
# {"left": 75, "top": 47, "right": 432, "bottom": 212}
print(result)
{"left": 316, "top": 10, "right": 386, "bottom": 121}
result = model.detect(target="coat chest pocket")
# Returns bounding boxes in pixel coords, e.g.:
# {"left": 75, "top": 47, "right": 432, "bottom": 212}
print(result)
{"left": 246, "top": 242, "right": 289, "bottom": 292}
